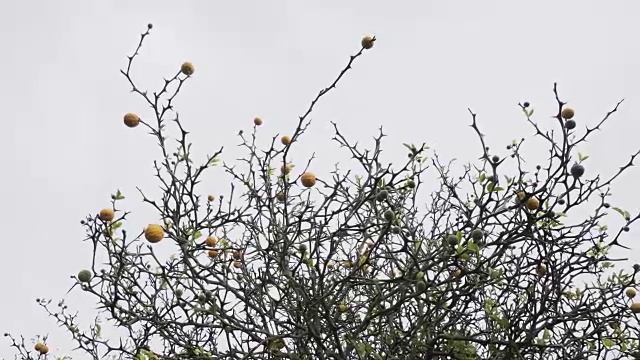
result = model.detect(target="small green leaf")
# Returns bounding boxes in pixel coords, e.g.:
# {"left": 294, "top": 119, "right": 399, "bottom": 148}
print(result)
{"left": 479, "top": 173, "right": 486, "bottom": 183}
{"left": 602, "top": 338, "right": 614, "bottom": 348}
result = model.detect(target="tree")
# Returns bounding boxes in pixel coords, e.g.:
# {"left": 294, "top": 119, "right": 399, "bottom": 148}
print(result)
{"left": 5, "top": 24, "right": 640, "bottom": 360}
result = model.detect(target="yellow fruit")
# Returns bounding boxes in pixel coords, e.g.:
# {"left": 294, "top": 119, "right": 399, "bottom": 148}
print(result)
{"left": 181, "top": 62, "right": 195, "bottom": 76}
{"left": 253, "top": 117, "right": 263, "bottom": 126}
{"left": 561, "top": 107, "right": 575, "bottom": 120}
{"left": 144, "top": 224, "right": 165, "bottom": 243}
{"left": 207, "top": 250, "right": 219, "bottom": 258}
{"left": 516, "top": 191, "right": 526, "bottom": 202}
{"left": 207, "top": 194, "right": 215, "bottom": 202}
{"left": 98, "top": 208, "right": 115, "bottom": 222}
{"left": 631, "top": 302, "right": 640, "bottom": 313}
{"left": 123, "top": 113, "right": 140, "bottom": 128}
{"left": 338, "top": 303, "right": 348, "bottom": 312}
{"left": 342, "top": 261, "right": 353, "bottom": 268}
{"left": 361, "top": 36, "right": 375, "bottom": 49}
{"left": 526, "top": 196, "right": 540, "bottom": 211}
{"left": 301, "top": 172, "right": 317, "bottom": 188}
{"left": 626, "top": 288, "right": 637, "bottom": 298}
{"left": 204, "top": 236, "right": 218, "bottom": 247}
{"left": 281, "top": 135, "right": 292, "bottom": 146}
{"left": 276, "top": 192, "right": 286, "bottom": 202}
{"left": 36, "top": 344, "right": 49, "bottom": 354}
{"left": 34, "top": 343, "right": 43, "bottom": 352}
{"left": 233, "top": 261, "right": 243, "bottom": 268}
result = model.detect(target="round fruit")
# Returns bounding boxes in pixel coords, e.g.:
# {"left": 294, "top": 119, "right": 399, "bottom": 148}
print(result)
{"left": 391, "top": 226, "right": 401, "bottom": 234}
{"left": 180, "top": 62, "right": 195, "bottom": 76}
{"left": 301, "top": 172, "right": 317, "bottom": 188}
{"left": 626, "top": 288, "right": 637, "bottom": 298}
{"left": 253, "top": 117, "right": 263, "bottom": 126}
{"left": 608, "top": 321, "right": 620, "bottom": 329}
{"left": 561, "top": 107, "right": 575, "bottom": 120}
{"left": 233, "top": 250, "right": 243, "bottom": 260}
{"left": 77, "top": 269, "right": 92, "bottom": 283}
{"left": 491, "top": 155, "right": 500, "bottom": 163}
{"left": 298, "top": 244, "right": 307, "bottom": 252}
{"left": 207, "top": 250, "right": 219, "bottom": 258}
{"left": 416, "top": 271, "right": 425, "bottom": 280}
{"left": 207, "top": 194, "right": 215, "bottom": 202}
{"left": 98, "top": 208, "right": 115, "bottom": 222}
{"left": 471, "top": 229, "right": 484, "bottom": 241}
{"left": 631, "top": 303, "right": 640, "bottom": 313}
{"left": 526, "top": 196, "right": 540, "bottom": 211}
{"left": 361, "top": 36, "right": 375, "bottom": 49}
{"left": 342, "top": 261, "right": 353, "bottom": 268}
{"left": 570, "top": 163, "right": 585, "bottom": 178}
{"left": 516, "top": 191, "right": 526, "bottom": 202}
{"left": 175, "top": 289, "right": 183, "bottom": 297}
{"left": 451, "top": 269, "right": 463, "bottom": 279}
{"left": 376, "top": 190, "right": 388, "bottom": 201}
{"left": 447, "top": 234, "right": 458, "bottom": 246}
{"left": 281, "top": 164, "right": 293, "bottom": 175}
{"left": 536, "top": 263, "right": 547, "bottom": 276}
{"left": 204, "top": 236, "right": 218, "bottom": 247}
{"left": 276, "top": 192, "right": 286, "bottom": 202}
{"left": 233, "top": 261, "right": 243, "bottom": 268}
{"left": 281, "top": 135, "right": 292, "bottom": 146}
{"left": 34, "top": 343, "right": 44, "bottom": 352}
{"left": 383, "top": 210, "right": 395, "bottom": 222}
{"left": 144, "top": 224, "right": 165, "bottom": 243}
{"left": 565, "top": 119, "right": 576, "bottom": 130}
{"left": 338, "top": 303, "right": 348, "bottom": 312}
{"left": 523, "top": 102, "right": 530, "bottom": 108}
{"left": 37, "top": 344, "right": 49, "bottom": 354}
{"left": 415, "top": 281, "right": 427, "bottom": 293}
{"left": 406, "top": 179, "right": 416, "bottom": 188}
{"left": 123, "top": 113, "right": 141, "bottom": 128}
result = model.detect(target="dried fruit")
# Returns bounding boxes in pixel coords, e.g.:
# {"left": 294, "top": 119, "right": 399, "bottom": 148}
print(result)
{"left": 77, "top": 269, "right": 92, "bottom": 283}
{"left": 361, "top": 36, "right": 375, "bottom": 49}
{"left": 144, "top": 224, "right": 165, "bottom": 243}
{"left": 526, "top": 196, "right": 540, "bottom": 211}
{"left": 626, "top": 288, "right": 637, "bottom": 298}
{"left": 123, "top": 113, "right": 140, "bottom": 128}
{"left": 561, "top": 107, "right": 575, "bottom": 119}
{"left": 207, "top": 250, "right": 219, "bottom": 258}
{"left": 631, "top": 303, "right": 640, "bottom": 313}
{"left": 570, "top": 163, "right": 585, "bottom": 178}
{"left": 301, "top": 172, "right": 317, "bottom": 188}
{"left": 181, "top": 62, "right": 195, "bottom": 76}
{"left": 207, "top": 194, "right": 215, "bottom": 202}
{"left": 204, "top": 236, "right": 218, "bottom": 247}
{"left": 253, "top": 117, "right": 263, "bottom": 126}
{"left": 276, "top": 192, "right": 286, "bottom": 202}
{"left": 98, "top": 208, "right": 115, "bottom": 222}
{"left": 281, "top": 135, "right": 292, "bottom": 146}
{"left": 233, "top": 261, "right": 243, "bottom": 268}
{"left": 536, "top": 263, "right": 547, "bottom": 276}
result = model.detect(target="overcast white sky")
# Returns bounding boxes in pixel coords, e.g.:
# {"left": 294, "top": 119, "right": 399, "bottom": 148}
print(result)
{"left": 2, "top": 1, "right": 640, "bottom": 358}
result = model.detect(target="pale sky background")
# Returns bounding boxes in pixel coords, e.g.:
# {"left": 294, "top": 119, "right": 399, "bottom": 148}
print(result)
{"left": 2, "top": 1, "right": 640, "bottom": 358}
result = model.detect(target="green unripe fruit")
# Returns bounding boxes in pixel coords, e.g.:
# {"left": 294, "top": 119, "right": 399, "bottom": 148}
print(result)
{"left": 447, "top": 234, "right": 458, "bottom": 246}
{"left": 415, "top": 281, "right": 427, "bottom": 293}
{"left": 175, "top": 289, "right": 184, "bottom": 297}
{"left": 77, "top": 270, "right": 92, "bottom": 283}
{"left": 298, "top": 244, "right": 307, "bottom": 252}
{"left": 416, "top": 271, "right": 425, "bottom": 280}
{"left": 406, "top": 179, "right": 416, "bottom": 188}
{"left": 383, "top": 210, "right": 395, "bottom": 222}
{"left": 391, "top": 226, "right": 401, "bottom": 234}
{"left": 471, "top": 229, "right": 484, "bottom": 241}
{"left": 376, "top": 190, "right": 388, "bottom": 201}
{"left": 197, "top": 294, "right": 206, "bottom": 303}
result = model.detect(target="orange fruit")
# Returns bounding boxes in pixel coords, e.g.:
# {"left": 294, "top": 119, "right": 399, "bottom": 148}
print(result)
{"left": 561, "top": 107, "right": 575, "bottom": 120}
{"left": 123, "top": 113, "right": 140, "bottom": 128}
{"left": 98, "top": 208, "right": 115, "bottom": 222}
{"left": 526, "top": 196, "right": 540, "bottom": 211}
{"left": 516, "top": 191, "right": 526, "bottom": 202}
{"left": 631, "top": 303, "right": 640, "bottom": 313}
{"left": 253, "top": 117, "right": 263, "bottom": 126}
{"left": 232, "top": 261, "right": 243, "bottom": 268}
{"left": 181, "top": 62, "right": 195, "bottom": 76}
{"left": 144, "top": 224, "right": 165, "bottom": 243}
{"left": 204, "top": 236, "right": 218, "bottom": 247}
{"left": 281, "top": 135, "right": 292, "bottom": 146}
{"left": 301, "top": 172, "right": 317, "bottom": 188}
{"left": 361, "top": 36, "right": 375, "bottom": 49}
{"left": 207, "top": 250, "right": 219, "bottom": 258}
{"left": 276, "top": 192, "right": 286, "bottom": 202}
